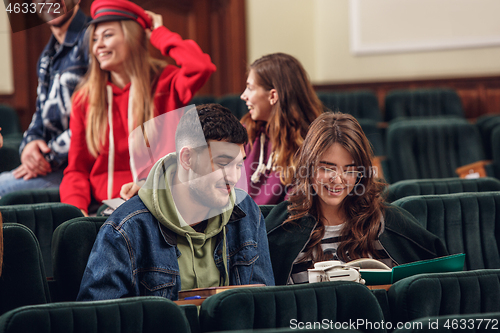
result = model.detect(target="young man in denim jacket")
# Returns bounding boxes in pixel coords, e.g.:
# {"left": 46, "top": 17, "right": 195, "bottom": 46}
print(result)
{"left": 0, "top": 0, "right": 89, "bottom": 196}
{"left": 77, "top": 104, "right": 275, "bottom": 301}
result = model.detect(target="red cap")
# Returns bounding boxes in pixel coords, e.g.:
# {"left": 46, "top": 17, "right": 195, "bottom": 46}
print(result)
{"left": 90, "top": 0, "right": 152, "bottom": 30}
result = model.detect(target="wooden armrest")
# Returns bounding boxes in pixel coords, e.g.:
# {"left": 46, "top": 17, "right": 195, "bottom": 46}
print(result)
{"left": 456, "top": 160, "right": 492, "bottom": 178}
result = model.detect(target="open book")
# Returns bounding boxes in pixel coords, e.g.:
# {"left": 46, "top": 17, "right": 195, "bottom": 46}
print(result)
{"left": 350, "top": 253, "right": 466, "bottom": 285}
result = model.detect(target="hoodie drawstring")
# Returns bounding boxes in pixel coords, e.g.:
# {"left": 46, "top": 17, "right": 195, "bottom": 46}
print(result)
{"left": 106, "top": 86, "right": 114, "bottom": 200}
{"left": 185, "top": 233, "right": 200, "bottom": 288}
{"left": 106, "top": 85, "right": 136, "bottom": 198}
{"left": 250, "top": 132, "right": 274, "bottom": 183}
{"left": 222, "top": 226, "right": 229, "bottom": 286}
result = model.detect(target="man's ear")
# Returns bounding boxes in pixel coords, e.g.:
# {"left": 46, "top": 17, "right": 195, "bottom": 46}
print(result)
{"left": 269, "top": 89, "right": 279, "bottom": 106}
{"left": 178, "top": 147, "right": 193, "bottom": 171}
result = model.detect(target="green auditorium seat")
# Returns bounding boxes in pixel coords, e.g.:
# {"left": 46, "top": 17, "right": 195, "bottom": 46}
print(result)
{"left": 0, "top": 203, "right": 83, "bottom": 276}
{"left": 316, "top": 90, "right": 382, "bottom": 122}
{"left": 384, "top": 88, "right": 464, "bottom": 122}
{"left": 199, "top": 282, "right": 386, "bottom": 333}
{"left": 259, "top": 205, "right": 275, "bottom": 219}
{"left": 475, "top": 114, "right": 500, "bottom": 160}
{"left": 0, "top": 223, "right": 50, "bottom": 316}
{"left": 220, "top": 329, "right": 361, "bottom": 333}
{"left": 0, "top": 139, "right": 21, "bottom": 173}
{"left": 218, "top": 94, "right": 248, "bottom": 120}
{"left": 386, "top": 118, "right": 485, "bottom": 183}
{"left": 0, "top": 188, "right": 61, "bottom": 205}
{"left": 51, "top": 216, "right": 107, "bottom": 302}
{"left": 392, "top": 312, "right": 500, "bottom": 333}
{"left": 392, "top": 192, "right": 500, "bottom": 270}
{"left": 0, "top": 104, "right": 22, "bottom": 139}
{"left": 358, "top": 119, "right": 385, "bottom": 157}
{"left": 388, "top": 270, "right": 500, "bottom": 325}
{"left": 491, "top": 126, "right": 500, "bottom": 179}
{"left": 385, "top": 177, "right": 500, "bottom": 202}
{"left": 0, "top": 297, "right": 191, "bottom": 333}
{"left": 189, "top": 95, "right": 217, "bottom": 106}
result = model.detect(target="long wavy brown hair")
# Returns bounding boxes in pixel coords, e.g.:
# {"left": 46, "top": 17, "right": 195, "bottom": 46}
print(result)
{"left": 285, "top": 112, "right": 387, "bottom": 263}
{"left": 240, "top": 53, "right": 323, "bottom": 185}
{"left": 76, "top": 20, "right": 165, "bottom": 157}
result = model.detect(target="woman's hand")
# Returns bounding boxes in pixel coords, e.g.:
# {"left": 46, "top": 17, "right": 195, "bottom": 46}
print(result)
{"left": 145, "top": 10, "right": 163, "bottom": 40}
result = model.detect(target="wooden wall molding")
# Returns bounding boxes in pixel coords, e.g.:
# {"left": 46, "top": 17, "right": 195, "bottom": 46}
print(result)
{"left": 314, "top": 75, "right": 500, "bottom": 119}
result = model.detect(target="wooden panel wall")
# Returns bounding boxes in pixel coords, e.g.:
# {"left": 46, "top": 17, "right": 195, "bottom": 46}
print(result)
{"left": 315, "top": 76, "right": 500, "bottom": 120}
{"left": 0, "top": 0, "right": 247, "bottom": 131}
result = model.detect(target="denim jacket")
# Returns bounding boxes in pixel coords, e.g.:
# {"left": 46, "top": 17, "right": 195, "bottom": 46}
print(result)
{"left": 77, "top": 189, "right": 275, "bottom": 301}
{"left": 20, "top": 10, "right": 90, "bottom": 169}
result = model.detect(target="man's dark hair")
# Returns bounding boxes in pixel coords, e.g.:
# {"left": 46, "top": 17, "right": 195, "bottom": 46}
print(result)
{"left": 175, "top": 104, "right": 248, "bottom": 152}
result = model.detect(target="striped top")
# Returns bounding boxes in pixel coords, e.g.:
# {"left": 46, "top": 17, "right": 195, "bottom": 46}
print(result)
{"left": 289, "top": 223, "right": 395, "bottom": 284}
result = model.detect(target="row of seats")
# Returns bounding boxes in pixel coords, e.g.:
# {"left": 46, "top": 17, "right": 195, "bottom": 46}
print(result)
{"left": 375, "top": 117, "right": 500, "bottom": 183}
{"left": 1, "top": 177, "right": 500, "bottom": 281}
{"left": 1, "top": 188, "right": 500, "bottom": 330}
{"left": 2, "top": 225, "right": 500, "bottom": 333}
{"left": 190, "top": 88, "right": 465, "bottom": 122}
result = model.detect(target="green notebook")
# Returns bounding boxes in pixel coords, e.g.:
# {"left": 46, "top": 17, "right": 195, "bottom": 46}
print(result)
{"left": 360, "top": 253, "right": 466, "bottom": 285}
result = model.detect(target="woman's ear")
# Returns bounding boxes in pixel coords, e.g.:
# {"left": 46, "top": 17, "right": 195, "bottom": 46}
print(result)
{"left": 269, "top": 89, "right": 279, "bottom": 106}
{"left": 178, "top": 147, "right": 193, "bottom": 171}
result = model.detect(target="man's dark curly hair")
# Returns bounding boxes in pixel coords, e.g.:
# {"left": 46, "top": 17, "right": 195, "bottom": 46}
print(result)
{"left": 175, "top": 104, "right": 248, "bottom": 152}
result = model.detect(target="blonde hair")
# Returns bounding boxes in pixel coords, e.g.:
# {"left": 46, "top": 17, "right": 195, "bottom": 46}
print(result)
{"left": 76, "top": 20, "right": 165, "bottom": 157}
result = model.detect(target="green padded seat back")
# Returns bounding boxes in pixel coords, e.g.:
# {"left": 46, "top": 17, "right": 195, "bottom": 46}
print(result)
{"left": 492, "top": 126, "right": 500, "bottom": 179}
{"left": 189, "top": 95, "right": 217, "bottom": 106}
{"left": 259, "top": 205, "right": 275, "bottom": 219}
{"left": 0, "top": 104, "right": 22, "bottom": 138}
{"left": 386, "top": 118, "right": 485, "bottom": 183}
{"left": 218, "top": 94, "right": 248, "bottom": 120}
{"left": 51, "top": 216, "right": 107, "bottom": 302}
{"left": 316, "top": 90, "right": 382, "bottom": 122}
{"left": 0, "top": 141, "right": 21, "bottom": 173}
{"left": 0, "top": 296, "right": 191, "bottom": 333}
{"left": 385, "top": 177, "right": 500, "bottom": 203}
{"left": 218, "top": 329, "right": 362, "bottom": 333}
{"left": 358, "top": 119, "right": 385, "bottom": 156}
{"left": 0, "top": 223, "right": 50, "bottom": 316}
{"left": 199, "top": 281, "right": 385, "bottom": 333}
{"left": 392, "top": 312, "right": 500, "bottom": 333}
{"left": 0, "top": 203, "right": 83, "bottom": 276}
{"left": 475, "top": 114, "right": 500, "bottom": 160}
{"left": 0, "top": 189, "right": 61, "bottom": 205}
{"left": 388, "top": 269, "right": 500, "bottom": 324}
{"left": 384, "top": 88, "right": 463, "bottom": 122}
{"left": 392, "top": 192, "right": 500, "bottom": 270}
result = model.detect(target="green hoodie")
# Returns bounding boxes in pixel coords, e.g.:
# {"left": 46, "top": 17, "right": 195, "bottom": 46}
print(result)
{"left": 138, "top": 153, "right": 233, "bottom": 290}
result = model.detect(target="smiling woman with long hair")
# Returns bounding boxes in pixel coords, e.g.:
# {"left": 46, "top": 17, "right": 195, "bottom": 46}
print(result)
{"left": 60, "top": 0, "right": 216, "bottom": 215}
{"left": 240, "top": 53, "right": 323, "bottom": 205}
{"left": 266, "top": 112, "right": 448, "bottom": 285}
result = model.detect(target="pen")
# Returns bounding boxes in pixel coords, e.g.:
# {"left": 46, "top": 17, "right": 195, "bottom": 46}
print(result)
{"left": 184, "top": 295, "right": 201, "bottom": 300}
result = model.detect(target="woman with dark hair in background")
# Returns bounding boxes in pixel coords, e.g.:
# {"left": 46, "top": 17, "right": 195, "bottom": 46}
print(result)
{"left": 240, "top": 53, "right": 323, "bottom": 205}
{"left": 266, "top": 112, "right": 448, "bottom": 285}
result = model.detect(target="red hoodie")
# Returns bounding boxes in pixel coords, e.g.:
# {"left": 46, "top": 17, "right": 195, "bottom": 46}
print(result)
{"left": 60, "top": 26, "right": 216, "bottom": 212}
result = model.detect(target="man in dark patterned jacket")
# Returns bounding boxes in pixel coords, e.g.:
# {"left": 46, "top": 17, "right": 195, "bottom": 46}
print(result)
{"left": 0, "top": 0, "right": 89, "bottom": 197}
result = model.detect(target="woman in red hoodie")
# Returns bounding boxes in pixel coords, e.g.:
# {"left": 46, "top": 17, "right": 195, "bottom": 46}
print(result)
{"left": 60, "top": 0, "right": 216, "bottom": 215}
